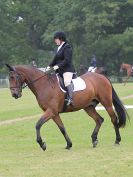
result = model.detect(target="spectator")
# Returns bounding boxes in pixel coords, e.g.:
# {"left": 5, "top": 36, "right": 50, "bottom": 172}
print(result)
{"left": 88, "top": 55, "right": 97, "bottom": 72}
{"left": 31, "top": 58, "right": 37, "bottom": 68}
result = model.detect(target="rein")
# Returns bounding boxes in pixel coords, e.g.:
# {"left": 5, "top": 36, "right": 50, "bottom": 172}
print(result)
{"left": 22, "top": 73, "right": 47, "bottom": 89}
{"left": 8, "top": 67, "right": 56, "bottom": 92}
{"left": 22, "top": 69, "right": 55, "bottom": 89}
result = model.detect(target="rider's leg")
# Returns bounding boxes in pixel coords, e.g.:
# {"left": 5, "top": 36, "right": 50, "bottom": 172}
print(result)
{"left": 91, "top": 67, "right": 97, "bottom": 72}
{"left": 63, "top": 72, "right": 74, "bottom": 106}
{"left": 66, "top": 84, "right": 74, "bottom": 105}
{"left": 88, "top": 66, "right": 94, "bottom": 72}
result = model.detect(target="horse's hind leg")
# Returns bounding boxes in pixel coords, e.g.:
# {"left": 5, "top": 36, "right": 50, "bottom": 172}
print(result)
{"left": 84, "top": 106, "right": 104, "bottom": 147}
{"left": 105, "top": 106, "right": 121, "bottom": 145}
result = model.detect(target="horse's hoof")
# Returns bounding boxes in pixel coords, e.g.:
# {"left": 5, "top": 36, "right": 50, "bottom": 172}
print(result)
{"left": 41, "top": 142, "right": 47, "bottom": 151}
{"left": 65, "top": 146, "right": 71, "bottom": 150}
{"left": 93, "top": 140, "right": 98, "bottom": 148}
{"left": 65, "top": 143, "right": 72, "bottom": 150}
{"left": 114, "top": 142, "right": 120, "bottom": 146}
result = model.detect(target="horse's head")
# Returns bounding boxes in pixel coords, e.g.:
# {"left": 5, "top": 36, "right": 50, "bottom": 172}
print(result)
{"left": 6, "top": 64, "right": 24, "bottom": 99}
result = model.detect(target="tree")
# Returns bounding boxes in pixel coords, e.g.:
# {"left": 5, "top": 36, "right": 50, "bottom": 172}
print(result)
{"left": 0, "top": 0, "right": 133, "bottom": 75}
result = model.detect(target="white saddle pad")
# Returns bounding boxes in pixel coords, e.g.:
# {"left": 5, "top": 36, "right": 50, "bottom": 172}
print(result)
{"left": 38, "top": 68, "right": 47, "bottom": 72}
{"left": 88, "top": 67, "right": 97, "bottom": 72}
{"left": 72, "top": 77, "right": 86, "bottom": 91}
{"left": 38, "top": 68, "right": 86, "bottom": 92}
{"left": 57, "top": 75, "right": 86, "bottom": 93}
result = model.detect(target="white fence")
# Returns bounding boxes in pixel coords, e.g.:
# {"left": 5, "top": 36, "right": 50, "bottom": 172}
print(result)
{"left": 0, "top": 78, "right": 9, "bottom": 88}
{"left": 0, "top": 76, "right": 132, "bottom": 88}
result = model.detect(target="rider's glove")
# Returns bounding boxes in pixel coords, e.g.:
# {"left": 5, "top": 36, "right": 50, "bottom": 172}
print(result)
{"left": 45, "top": 66, "right": 51, "bottom": 72}
{"left": 53, "top": 65, "right": 59, "bottom": 71}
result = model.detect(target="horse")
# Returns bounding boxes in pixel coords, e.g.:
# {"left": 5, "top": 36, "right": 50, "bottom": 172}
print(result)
{"left": 79, "top": 65, "right": 107, "bottom": 75}
{"left": 120, "top": 63, "right": 133, "bottom": 85}
{"left": 6, "top": 64, "right": 128, "bottom": 151}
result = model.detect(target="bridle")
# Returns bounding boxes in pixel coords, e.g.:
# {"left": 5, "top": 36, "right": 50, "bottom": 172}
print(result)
{"left": 22, "top": 69, "right": 55, "bottom": 89}
{"left": 9, "top": 71, "right": 23, "bottom": 93}
{"left": 9, "top": 69, "right": 55, "bottom": 91}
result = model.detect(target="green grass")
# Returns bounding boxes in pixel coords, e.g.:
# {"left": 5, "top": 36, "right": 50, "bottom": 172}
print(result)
{"left": 0, "top": 88, "right": 42, "bottom": 121}
{"left": 112, "top": 83, "right": 133, "bottom": 105}
{"left": 0, "top": 83, "right": 133, "bottom": 177}
{"left": 113, "top": 83, "right": 133, "bottom": 98}
{"left": 0, "top": 111, "right": 133, "bottom": 177}
{"left": 0, "top": 83, "right": 133, "bottom": 121}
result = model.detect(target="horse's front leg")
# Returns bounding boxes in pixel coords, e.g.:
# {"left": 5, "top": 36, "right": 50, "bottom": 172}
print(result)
{"left": 35, "top": 109, "right": 52, "bottom": 151}
{"left": 53, "top": 115, "right": 72, "bottom": 149}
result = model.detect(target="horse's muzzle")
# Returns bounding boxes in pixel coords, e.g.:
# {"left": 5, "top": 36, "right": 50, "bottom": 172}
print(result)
{"left": 12, "top": 93, "right": 22, "bottom": 99}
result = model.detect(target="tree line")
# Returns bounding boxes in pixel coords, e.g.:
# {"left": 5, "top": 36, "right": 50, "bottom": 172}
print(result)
{"left": 0, "top": 0, "right": 133, "bottom": 76}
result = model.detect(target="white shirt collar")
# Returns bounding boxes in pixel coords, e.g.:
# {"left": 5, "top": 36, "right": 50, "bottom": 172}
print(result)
{"left": 57, "top": 42, "right": 65, "bottom": 52}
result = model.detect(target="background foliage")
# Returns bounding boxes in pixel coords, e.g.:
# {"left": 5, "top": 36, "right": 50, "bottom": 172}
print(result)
{"left": 0, "top": 0, "right": 133, "bottom": 75}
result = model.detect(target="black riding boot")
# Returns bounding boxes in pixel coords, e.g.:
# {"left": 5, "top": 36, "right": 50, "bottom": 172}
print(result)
{"left": 66, "top": 84, "right": 74, "bottom": 106}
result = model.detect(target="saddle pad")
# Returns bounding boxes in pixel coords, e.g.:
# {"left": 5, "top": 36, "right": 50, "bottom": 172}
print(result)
{"left": 91, "top": 68, "right": 96, "bottom": 72}
{"left": 57, "top": 75, "right": 86, "bottom": 93}
{"left": 37, "top": 68, "right": 86, "bottom": 92}
{"left": 38, "top": 68, "right": 47, "bottom": 72}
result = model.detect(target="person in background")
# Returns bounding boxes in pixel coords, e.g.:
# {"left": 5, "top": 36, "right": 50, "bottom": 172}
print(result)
{"left": 31, "top": 58, "right": 37, "bottom": 68}
{"left": 88, "top": 54, "right": 97, "bottom": 72}
{"left": 45, "top": 31, "right": 75, "bottom": 106}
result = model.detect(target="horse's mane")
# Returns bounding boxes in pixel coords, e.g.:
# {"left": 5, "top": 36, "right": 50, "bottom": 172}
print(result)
{"left": 14, "top": 65, "right": 57, "bottom": 84}
{"left": 14, "top": 65, "right": 46, "bottom": 75}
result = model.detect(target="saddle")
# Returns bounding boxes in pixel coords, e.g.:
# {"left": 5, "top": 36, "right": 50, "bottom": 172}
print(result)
{"left": 56, "top": 74, "right": 86, "bottom": 93}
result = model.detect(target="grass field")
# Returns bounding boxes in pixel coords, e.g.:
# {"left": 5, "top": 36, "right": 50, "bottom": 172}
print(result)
{"left": 0, "top": 83, "right": 133, "bottom": 177}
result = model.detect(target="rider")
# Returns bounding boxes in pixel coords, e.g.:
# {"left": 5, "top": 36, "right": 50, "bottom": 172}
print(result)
{"left": 46, "top": 31, "right": 75, "bottom": 106}
{"left": 31, "top": 58, "right": 37, "bottom": 68}
{"left": 88, "top": 55, "right": 97, "bottom": 72}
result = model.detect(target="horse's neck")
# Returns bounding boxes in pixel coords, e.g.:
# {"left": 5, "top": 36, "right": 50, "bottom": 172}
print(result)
{"left": 17, "top": 66, "right": 49, "bottom": 96}
{"left": 123, "top": 64, "right": 131, "bottom": 69}
{"left": 17, "top": 66, "right": 40, "bottom": 82}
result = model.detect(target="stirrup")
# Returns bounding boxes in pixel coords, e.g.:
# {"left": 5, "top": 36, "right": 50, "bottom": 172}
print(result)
{"left": 66, "top": 98, "right": 74, "bottom": 106}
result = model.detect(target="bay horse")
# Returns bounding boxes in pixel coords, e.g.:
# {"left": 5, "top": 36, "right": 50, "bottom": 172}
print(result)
{"left": 120, "top": 63, "right": 133, "bottom": 85}
{"left": 6, "top": 64, "right": 128, "bottom": 151}
{"left": 79, "top": 65, "right": 107, "bottom": 75}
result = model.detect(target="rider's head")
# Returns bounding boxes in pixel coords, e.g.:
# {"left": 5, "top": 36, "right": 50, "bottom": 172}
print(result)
{"left": 54, "top": 31, "right": 66, "bottom": 46}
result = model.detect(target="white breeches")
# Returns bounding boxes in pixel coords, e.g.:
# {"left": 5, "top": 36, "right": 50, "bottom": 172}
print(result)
{"left": 88, "top": 67, "right": 96, "bottom": 72}
{"left": 63, "top": 72, "right": 73, "bottom": 87}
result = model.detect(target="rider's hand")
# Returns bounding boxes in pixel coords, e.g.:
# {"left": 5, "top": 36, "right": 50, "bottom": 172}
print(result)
{"left": 45, "top": 66, "right": 51, "bottom": 71}
{"left": 53, "top": 65, "right": 59, "bottom": 70}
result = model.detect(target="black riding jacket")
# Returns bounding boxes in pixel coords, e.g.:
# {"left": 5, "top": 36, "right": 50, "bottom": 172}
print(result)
{"left": 49, "top": 42, "right": 75, "bottom": 76}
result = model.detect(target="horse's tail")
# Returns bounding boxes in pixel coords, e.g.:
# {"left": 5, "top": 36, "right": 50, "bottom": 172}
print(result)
{"left": 112, "top": 86, "right": 129, "bottom": 128}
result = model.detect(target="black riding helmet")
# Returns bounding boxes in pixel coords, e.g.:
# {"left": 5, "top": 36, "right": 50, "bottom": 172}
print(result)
{"left": 54, "top": 31, "right": 66, "bottom": 41}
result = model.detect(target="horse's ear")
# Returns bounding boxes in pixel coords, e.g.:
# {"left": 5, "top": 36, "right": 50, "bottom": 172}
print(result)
{"left": 5, "top": 64, "right": 15, "bottom": 71}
